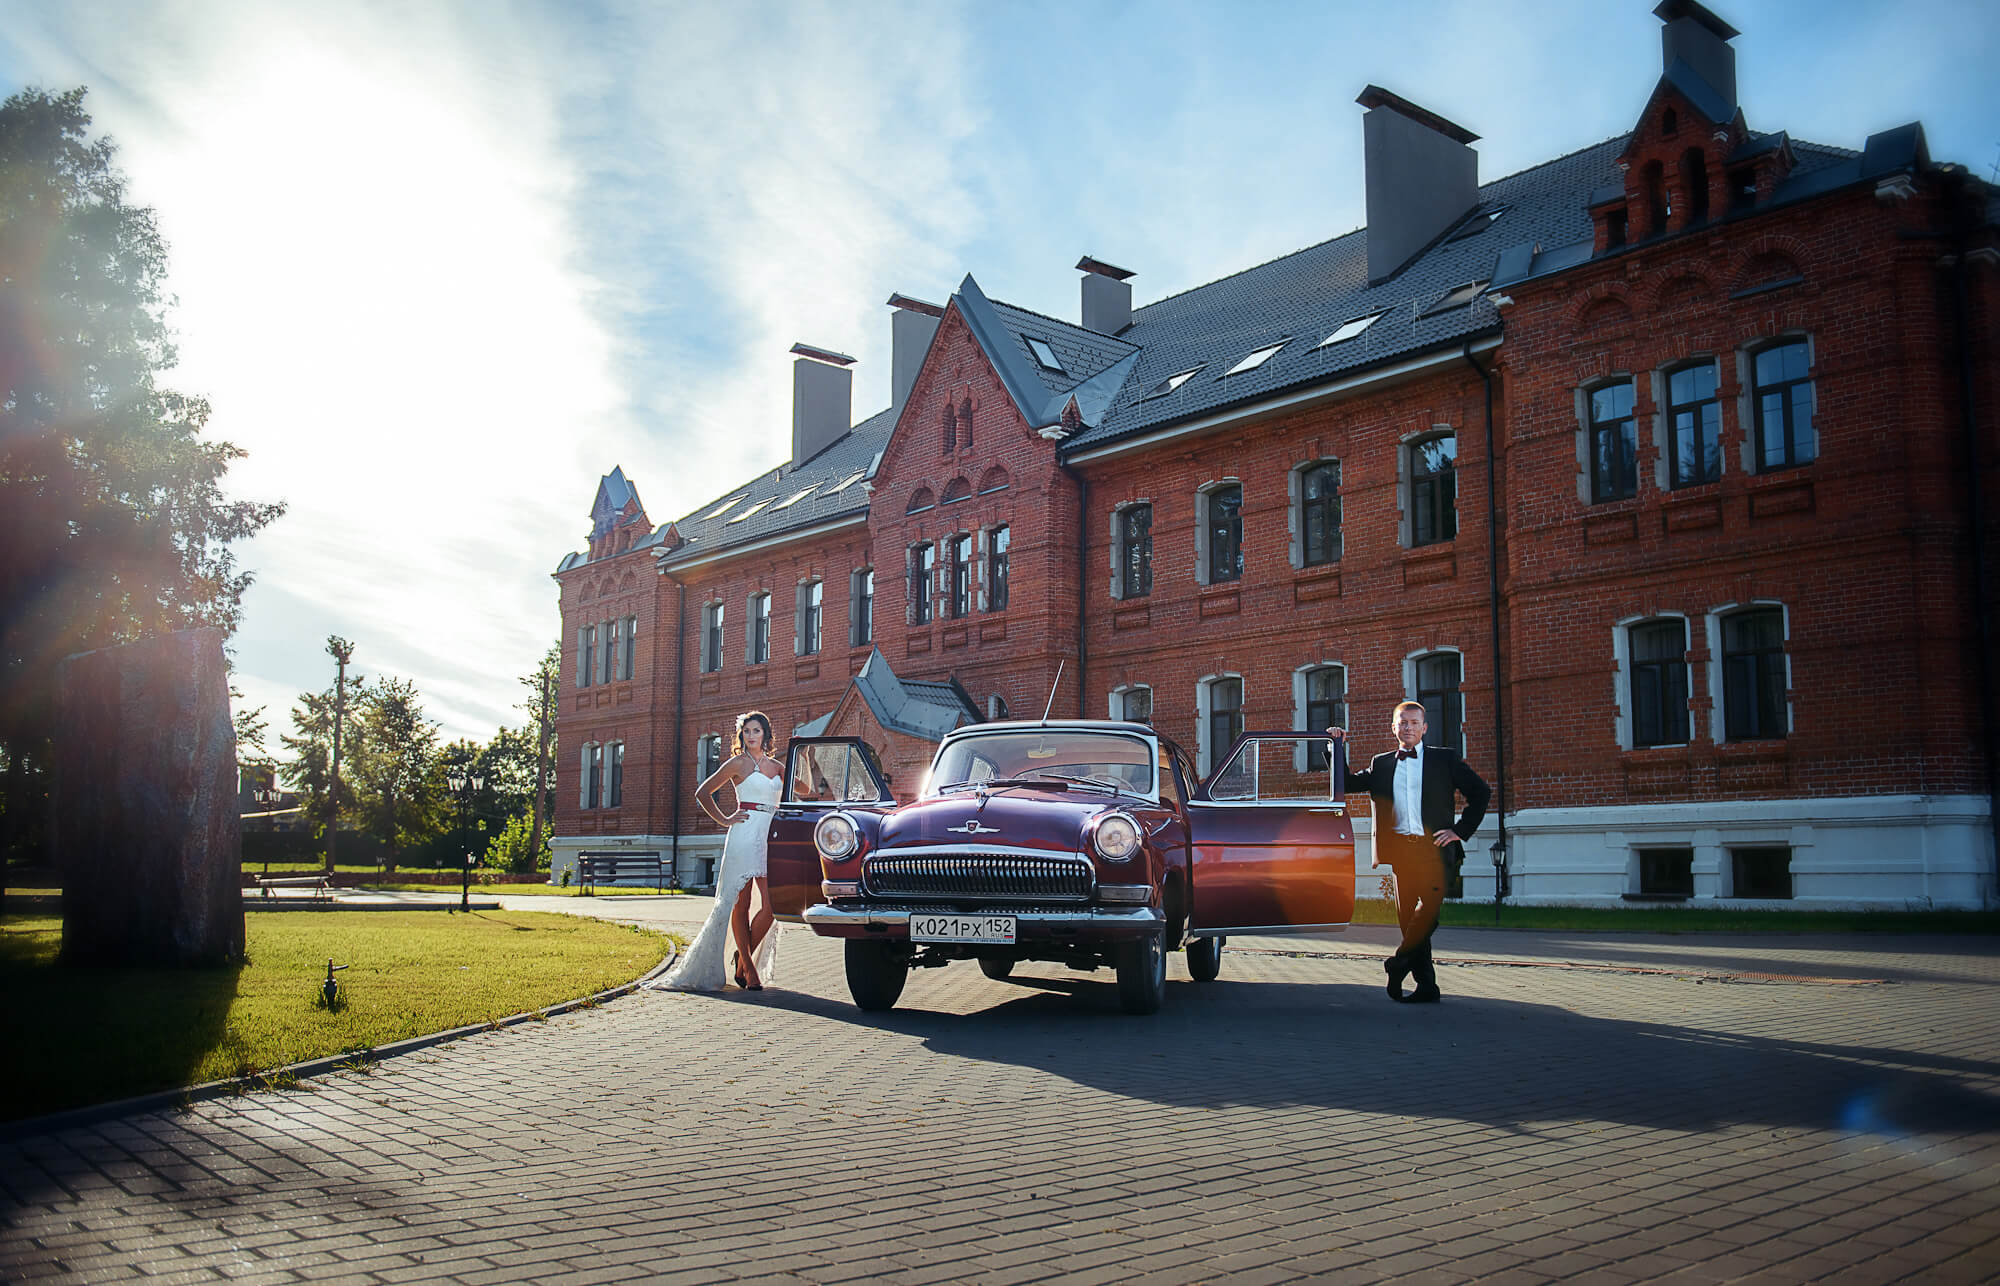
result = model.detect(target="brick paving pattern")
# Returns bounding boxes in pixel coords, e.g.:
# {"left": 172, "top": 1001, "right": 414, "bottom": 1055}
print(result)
{"left": 4, "top": 920, "right": 1999, "bottom": 1284}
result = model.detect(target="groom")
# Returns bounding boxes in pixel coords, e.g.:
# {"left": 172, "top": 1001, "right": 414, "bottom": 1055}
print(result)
{"left": 1331, "top": 701, "right": 1489, "bottom": 1003}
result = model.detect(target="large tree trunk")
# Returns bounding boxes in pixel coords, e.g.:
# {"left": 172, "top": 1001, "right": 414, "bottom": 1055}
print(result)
{"left": 53, "top": 628, "right": 243, "bottom": 967}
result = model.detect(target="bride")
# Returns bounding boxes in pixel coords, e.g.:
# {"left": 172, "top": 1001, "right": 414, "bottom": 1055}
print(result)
{"left": 656, "top": 711, "right": 782, "bottom": 992}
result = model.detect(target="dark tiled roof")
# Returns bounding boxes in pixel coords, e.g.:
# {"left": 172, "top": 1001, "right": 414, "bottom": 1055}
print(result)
{"left": 653, "top": 404, "right": 897, "bottom": 569}
{"left": 794, "top": 649, "right": 982, "bottom": 740}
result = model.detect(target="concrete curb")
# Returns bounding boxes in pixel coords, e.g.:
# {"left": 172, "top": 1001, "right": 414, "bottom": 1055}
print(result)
{"left": 0, "top": 940, "right": 681, "bottom": 1143}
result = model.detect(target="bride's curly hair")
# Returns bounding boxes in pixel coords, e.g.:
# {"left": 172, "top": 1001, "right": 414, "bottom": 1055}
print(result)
{"left": 733, "top": 710, "right": 774, "bottom": 756}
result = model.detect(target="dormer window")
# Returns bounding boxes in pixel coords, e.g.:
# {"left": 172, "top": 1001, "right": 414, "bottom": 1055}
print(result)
{"left": 1318, "top": 312, "right": 1385, "bottom": 348}
{"left": 1026, "top": 337, "right": 1064, "bottom": 372}
{"left": 1447, "top": 204, "right": 1509, "bottom": 241}
{"left": 1421, "top": 281, "right": 1487, "bottom": 316}
{"left": 1140, "top": 366, "right": 1205, "bottom": 400}
{"left": 1223, "top": 340, "right": 1288, "bottom": 378}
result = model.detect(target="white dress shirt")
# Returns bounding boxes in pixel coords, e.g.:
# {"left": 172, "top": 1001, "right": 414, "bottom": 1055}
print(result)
{"left": 1392, "top": 743, "right": 1426, "bottom": 836}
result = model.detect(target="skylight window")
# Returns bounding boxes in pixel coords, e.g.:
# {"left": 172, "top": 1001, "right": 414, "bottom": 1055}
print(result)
{"left": 702, "top": 495, "right": 748, "bottom": 520}
{"left": 772, "top": 485, "right": 817, "bottom": 510}
{"left": 1318, "top": 312, "right": 1386, "bottom": 347}
{"left": 824, "top": 470, "right": 867, "bottom": 494}
{"left": 1222, "top": 339, "right": 1289, "bottom": 377}
{"left": 1421, "top": 281, "right": 1488, "bottom": 316}
{"left": 1139, "top": 366, "right": 1205, "bottom": 401}
{"left": 1447, "top": 204, "right": 1510, "bottom": 241}
{"left": 725, "top": 498, "right": 776, "bottom": 524}
{"left": 1025, "top": 337, "right": 1065, "bottom": 372}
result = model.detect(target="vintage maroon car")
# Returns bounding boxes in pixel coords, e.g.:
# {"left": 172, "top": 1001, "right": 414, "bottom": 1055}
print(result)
{"left": 767, "top": 721, "right": 1355, "bottom": 1014}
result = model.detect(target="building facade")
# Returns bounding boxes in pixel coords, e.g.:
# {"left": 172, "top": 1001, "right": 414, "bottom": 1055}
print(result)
{"left": 552, "top": 2, "right": 1999, "bottom": 908}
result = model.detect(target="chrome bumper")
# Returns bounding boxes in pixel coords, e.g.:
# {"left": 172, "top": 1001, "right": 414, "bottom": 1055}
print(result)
{"left": 802, "top": 902, "right": 1163, "bottom": 938}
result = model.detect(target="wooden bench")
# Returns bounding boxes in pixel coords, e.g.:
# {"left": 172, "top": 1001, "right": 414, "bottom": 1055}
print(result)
{"left": 577, "top": 854, "right": 667, "bottom": 896}
{"left": 253, "top": 875, "right": 332, "bottom": 901}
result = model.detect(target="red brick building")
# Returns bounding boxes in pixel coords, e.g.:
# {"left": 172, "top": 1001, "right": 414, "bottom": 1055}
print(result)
{"left": 553, "top": 1, "right": 1999, "bottom": 907}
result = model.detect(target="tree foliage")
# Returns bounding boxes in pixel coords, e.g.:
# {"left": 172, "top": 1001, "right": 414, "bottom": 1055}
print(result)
{"left": 0, "top": 86, "right": 283, "bottom": 861}
{"left": 278, "top": 673, "right": 369, "bottom": 840}
{"left": 351, "top": 677, "right": 440, "bottom": 871}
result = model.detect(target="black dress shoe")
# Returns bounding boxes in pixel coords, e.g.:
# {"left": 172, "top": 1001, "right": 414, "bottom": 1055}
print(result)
{"left": 1407, "top": 983, "right": 1442, "bottom": 1004}
{"left": 1385, "top": 954, "right": 1411, "bottom": 1001}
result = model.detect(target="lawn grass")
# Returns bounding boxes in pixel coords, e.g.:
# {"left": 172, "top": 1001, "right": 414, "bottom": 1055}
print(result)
{"left": 0, "top": 911, "right": 677, "bottom": 1123}
{"left": 1345, "top": 898, "right": 2000, "bottom": 934}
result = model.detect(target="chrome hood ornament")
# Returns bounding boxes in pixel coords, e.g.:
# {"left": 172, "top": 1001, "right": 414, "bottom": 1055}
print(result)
{"left": 946, "top": 819, "right": 1002, "bottom": 836}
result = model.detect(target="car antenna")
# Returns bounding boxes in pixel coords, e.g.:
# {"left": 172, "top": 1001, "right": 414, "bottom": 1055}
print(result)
{"left": 1040, "top": 659, "right": 1066, "bottom": 726}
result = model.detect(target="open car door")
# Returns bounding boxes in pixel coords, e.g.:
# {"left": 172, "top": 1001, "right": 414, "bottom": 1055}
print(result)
{"left": 1187, "top": 732, "right": 1354, "bottom": 936}
{"left": 768, "top": 738, "right": 896, "bottom": 920}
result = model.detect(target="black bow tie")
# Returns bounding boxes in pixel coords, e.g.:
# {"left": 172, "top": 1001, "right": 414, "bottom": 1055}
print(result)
{"left": 1396, "top": 748, "right": 1419, "bottom": 761}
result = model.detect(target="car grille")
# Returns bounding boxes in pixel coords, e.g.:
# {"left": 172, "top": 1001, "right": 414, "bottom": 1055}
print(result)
{"left": 863, "top": 851, "right": 1094, "bottom": 903}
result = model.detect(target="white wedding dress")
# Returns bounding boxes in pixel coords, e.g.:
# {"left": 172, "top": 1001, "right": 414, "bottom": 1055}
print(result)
{"left": 655, "top": 770, "right": 781, "bottom": 992}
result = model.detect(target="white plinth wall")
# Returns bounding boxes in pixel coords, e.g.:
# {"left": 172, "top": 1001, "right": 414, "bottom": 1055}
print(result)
{"left": 550, "top": 832, "right": 723, "bottom": 890}
{"left": 1438, "top": 794, "right": 1995, "bottom": 910}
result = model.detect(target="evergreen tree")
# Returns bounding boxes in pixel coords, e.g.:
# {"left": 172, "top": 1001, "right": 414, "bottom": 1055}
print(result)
{"left": 352, "top": 677, "right": 440, "bottom": 874}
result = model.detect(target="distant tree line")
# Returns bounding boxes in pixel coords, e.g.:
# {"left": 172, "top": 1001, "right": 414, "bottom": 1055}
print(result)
{"left": 268, "top": 644, "right": 558, "bottom": 875}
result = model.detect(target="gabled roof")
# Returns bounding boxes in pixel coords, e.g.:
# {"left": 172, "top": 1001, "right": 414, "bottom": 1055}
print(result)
{"left": 794, "top": 649, "right": 982, "bottom": 741}
{"left": 652, "top": 405, "right": 896, "bottom": 570}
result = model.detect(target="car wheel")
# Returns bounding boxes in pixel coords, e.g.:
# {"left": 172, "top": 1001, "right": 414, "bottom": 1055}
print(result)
{"left": 1187, "top": 934, "right": 1223, "bottom": 983}
{"left": 845, "top": 940, "right": 908, "bottom": 1011}
{"left": 1116, "top": 932, "right": 1166, "bottom": 1014}
{"left": 978, "top": 957, "right": 1015, "bottom": 981}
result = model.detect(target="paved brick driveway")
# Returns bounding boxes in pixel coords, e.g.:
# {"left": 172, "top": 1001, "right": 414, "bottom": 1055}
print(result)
{"left": 4, "top": 913, "right": 1999, "bottom": 1284}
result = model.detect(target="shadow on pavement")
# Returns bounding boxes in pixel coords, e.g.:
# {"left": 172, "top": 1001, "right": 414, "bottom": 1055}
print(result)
{"left": 772, "top": 968, "right": 2000, "bottom": 1141}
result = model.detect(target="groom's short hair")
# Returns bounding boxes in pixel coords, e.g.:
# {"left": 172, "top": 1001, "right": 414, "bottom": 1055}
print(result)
{"left": 1392, "top": 700, "right": 1426, "bottom": 720}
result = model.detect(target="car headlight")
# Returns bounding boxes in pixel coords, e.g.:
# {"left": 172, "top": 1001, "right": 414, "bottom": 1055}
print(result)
{"left": 814, "top": 811, "right": 860, "bottom": 860}
{"left": 1091, "top": 811, "right": 1142, "bottom": 862}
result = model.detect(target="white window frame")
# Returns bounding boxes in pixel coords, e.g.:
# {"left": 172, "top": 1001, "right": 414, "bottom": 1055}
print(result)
{"left": 606, "top": 740, "right": 624, "bottom": 808}
{"left": 1194, "top": 478, "right": 1244, "bottom": 587}
{"left": 850, "top": 567, "right": 874, "bottom": 647}
{"left": 1289, "top": 458, "right": 1343, "bottom": 570}
{"left": 622, "top": 615, "right": 638, "bottom": 680}
{"left": 1108, "top": 683, "right": 1154, "bottom": 726}
{"left": 746, "top": 590, "right": 771, "bottom": 665}
{"left": 796, "top": 579, "right": 823, "bottom": 656}
{"left": 700, "top": 601, "right": 725, "bottom": 674}
{"left": 1108, "top": 500, "right": 1153, "bottom": 600}
{"left": 696, "top": 733, "right": 722, "bottom": 786}
{"left": 1402, "top": 647, "right": 1467, "bottom": 754}
{"left": 1612, "top": 613, "right": 1693, "bottom": 750}
{"left": 1292, "top": 662, "right": 1348, "bottom": 770}
{"left": 1195, "top": 672, "right": 1245, "bottom": 777}
{"left": 579, "top": 625, "right": 596, "bottom": 687}
{"left": 1705, "top": 600, "right": 1794, "bottom": 744}
{"left": 580, "top": 741, "right": 600, "bottom": 810}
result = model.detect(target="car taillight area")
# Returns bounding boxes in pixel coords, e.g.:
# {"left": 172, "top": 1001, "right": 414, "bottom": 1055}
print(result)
{"left": 861, "top": 849, "right": 1095, "bottom": 902}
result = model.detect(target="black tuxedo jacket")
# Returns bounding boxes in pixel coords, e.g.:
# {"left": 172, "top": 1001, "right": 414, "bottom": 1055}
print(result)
{"left": 1342, "top": 744, "right": 1491, "bottom": 862}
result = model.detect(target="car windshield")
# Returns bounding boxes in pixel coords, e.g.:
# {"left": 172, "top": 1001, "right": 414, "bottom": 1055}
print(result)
{"left": 925, "top": 730, "right": 1155, "bottom": 799}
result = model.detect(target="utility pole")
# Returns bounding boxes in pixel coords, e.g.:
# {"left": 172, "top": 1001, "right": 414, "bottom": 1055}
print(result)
{"left": 325, "top": 636, "right": 354, "bottom": 877}
{"left": 528, "top": 656, "right": 552, "bottom": 869}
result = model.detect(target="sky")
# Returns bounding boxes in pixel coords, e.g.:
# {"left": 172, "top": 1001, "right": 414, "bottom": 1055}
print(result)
{"left": 4, "top": 0, "right": 1995, "bottom": 758}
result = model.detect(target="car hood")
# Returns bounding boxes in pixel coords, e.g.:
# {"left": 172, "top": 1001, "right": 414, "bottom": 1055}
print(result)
{"left": 877, "top": 791, "right": 1131, "bottom": 853}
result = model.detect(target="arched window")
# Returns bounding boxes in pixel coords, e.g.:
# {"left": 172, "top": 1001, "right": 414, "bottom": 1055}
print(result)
{"left": 1643, "top": 160, "right": 1668, "bottom": 237}
{"left": 1587, "top": 380, "right": 1638, "bottom": 503}
{"left": 1296, "top": 664, "right": 1347, "bottom": 770}
{"left": 906, "top": 487, "right": 934, "bottom": 515}
{"left": 1665, "top": 361, "right": 1721, "bottom": 488}
{"left": 796, "top": 580, "right": 822, "bottom": 656}
{"left": 986, "top": 526, "right": 1009, "bottom": 612}
{"left": 941, "top": 405, "right": 957, "bottom": 455}
{"left": 1680, "top": 147, "right": 1709, "bottom": 226}
{"left": 941, "top": 476, "right": 971, "bottom": 504}
{"left": 959, "top": 396, "right": 974, "bottom": 449}
{"left": 1719, "top": 606, "right": 1787, "bottom": 741}
{"left": 1749, "top": 339, "right": 1816, "bottom": 471}
{"left": 1297, "top": 460, "right": 1342, "bottom": 567}
{"left": 1412, "top": 651, "right": 1464, "bottom": 754}
{"left": 909, "top": 543, "right": 935, "bottom": 625}
{"left": 1110, "top": 684, "right": 1152, "bottom": 725}
{"left": 1407, "top": 434, "right": 1457, "bottom": 546}
{"left": 849, "top": 568, "right": 873, "bottom": 646}
{"left": 1197, "top": 675, "right": 1244, "bottom": 776}
{"left": 1197, "top": 483, "right": 1243, "bottom": 584}
{"left": 978, "top": 465, "right": 1010, "bottom": 494}
{"left": 1628, "top": 619, "right": 1690, "bottom": 746}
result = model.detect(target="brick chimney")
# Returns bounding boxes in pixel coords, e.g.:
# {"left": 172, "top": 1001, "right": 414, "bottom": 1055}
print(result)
{"left": 886, "top": 294, "right": 943, "bottom": 412}
{"left": 1077, "top": 256, "right": 1134, "bottom": 335}
{"left": 791, "top": 343, "right": 855, "bottom": 465}
{"left": 1357, "top": 85, "right": 1479, "bottom": 285}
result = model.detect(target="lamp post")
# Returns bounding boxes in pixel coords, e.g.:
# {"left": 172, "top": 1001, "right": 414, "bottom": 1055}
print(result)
{"left": 446, "top": 766, "right": 486, "bottom": 912}
{"left": 252, "top": 785, "right": 281, "bottom": 878}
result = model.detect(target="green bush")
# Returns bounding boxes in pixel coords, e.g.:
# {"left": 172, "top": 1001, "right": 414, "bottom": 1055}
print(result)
{"left": 484, "top": 812, "right": 550, "bottom": 875}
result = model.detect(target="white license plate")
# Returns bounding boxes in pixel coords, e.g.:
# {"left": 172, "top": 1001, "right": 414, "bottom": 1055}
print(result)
{"left": 910, "top": 913, "right": 1017, "bottom": 944}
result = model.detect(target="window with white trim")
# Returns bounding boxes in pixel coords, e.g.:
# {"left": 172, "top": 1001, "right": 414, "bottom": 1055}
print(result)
{"left": 987, "top": 527, "right": 1010, "bottom": 612}
{"left": 1196, "top": 483, "right": 1243, "bottom": 584}
{"left": 621, "top": 615, "right": 637, "bottom": 680}
{"left": 581, "top": 742, "right": 602, "bottom": 809}
{"left": 1111, "top": 684, "right": 1153, "bottom": 726}
{"left": 1196, "top": 675, "right": 1244, "bottom": 777}
{"left": 1630, "top": 619, "right": 1691, "bottom": 747}
{"left": 946, "top": 534, "right": 972, "bottom": 619}
{"left": 579, "top": 625, "right": 597, "bottom": 687}
{"left": 850, "top": 568, "right": 873, "bottom": 646}
{"left": 697, "top": 734, "right": 722, "bottom": 784}
{"left": 1412, "top": 651, "right": 1463, "bottom": 754}
{"left": 1294, "top": 460, "right": 1342, "bottom": 567}
{"left": 700, "top": 602, "right": 724, "bottom": 673}
{"left": 607, "top": 741, "right": 624, "bottom": 808}
{"left": 909, "top": 543, "right": 934, "bottom": 625}
{"left": 1720, "top": 606, "right": 1787, "bottom": 740}
{"left": 1111, "top": 503, "right": 1152, "bottom": 599}
{"left": 748, "top": 591, "right": 771, "bottom": 665}
{"left": 796, "top": 580, "right": 822, "bottom": 656}
{"left": 1296, "top": 664, "right": 1347, "bottom": 770}
{"left": 1407, "top": 434, "right": 1457, "bottom": 547}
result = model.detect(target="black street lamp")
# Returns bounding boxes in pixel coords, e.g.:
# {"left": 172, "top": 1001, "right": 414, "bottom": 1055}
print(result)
{"left": 446, "top": 767, "right": 486, "bottom": 912}
{"left": 252, "top": 786, "right": 282, "bottom": 878}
